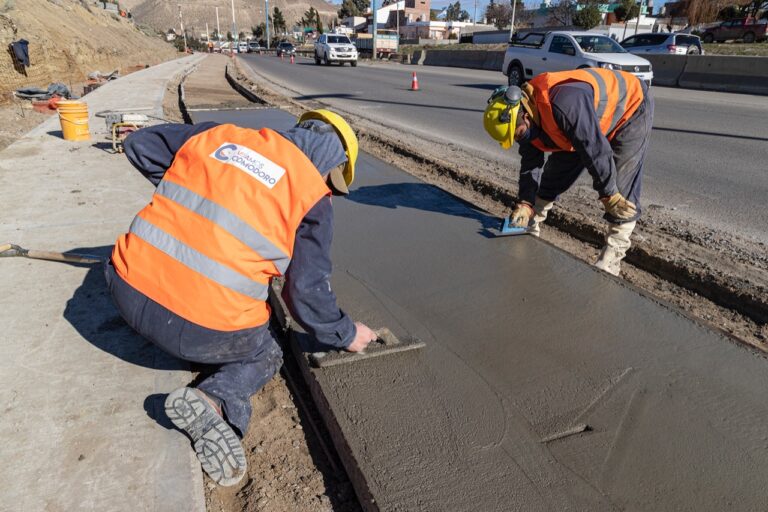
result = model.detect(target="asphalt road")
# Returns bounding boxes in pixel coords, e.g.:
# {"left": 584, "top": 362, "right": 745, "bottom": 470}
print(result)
{"left": 241, "top": 54, "right": 768, "bottom": 243}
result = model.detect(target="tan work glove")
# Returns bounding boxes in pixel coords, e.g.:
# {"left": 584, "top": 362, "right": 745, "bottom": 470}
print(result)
{"left": 510, "top": 201, "right": 534, "bottom": 228}
{"left": 600, "top": 193, "right": 637, "bottom": 220}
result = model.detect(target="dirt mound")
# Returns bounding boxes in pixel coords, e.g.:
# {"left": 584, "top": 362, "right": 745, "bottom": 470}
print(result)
{"left": 130, "top": 0, "right": 338, "bottom": 38}
{"left": 0, "top": 0, "right": 178, "bottom": 103}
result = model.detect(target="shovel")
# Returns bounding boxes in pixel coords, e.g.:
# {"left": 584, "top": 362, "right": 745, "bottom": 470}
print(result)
{"left": 0, "top": 243, "right": 103, "bottom": 264}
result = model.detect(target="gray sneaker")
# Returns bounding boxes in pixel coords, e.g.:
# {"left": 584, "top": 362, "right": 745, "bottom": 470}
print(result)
{"left": 164, "top": 387, "right": 247, "bottom": 486}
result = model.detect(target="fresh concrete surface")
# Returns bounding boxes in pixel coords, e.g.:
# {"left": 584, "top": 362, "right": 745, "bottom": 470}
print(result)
{"left": 0, "top": 55, "right": 206, "bottom": 511}
{"left": 183, "top": 54, "right": 254, "bottom": 111}
{"left": 240, "top": 54, "right": 768, "bottom": 244}
{"left": 194, "top": 107, "right": 768, "bottom": 511}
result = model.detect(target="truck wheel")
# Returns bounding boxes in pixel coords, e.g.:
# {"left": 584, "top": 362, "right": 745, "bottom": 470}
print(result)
{"left": 687, "top": 45, "right": 700, "bottom": 55}
{"left": 314, "top": 52, "right": 321, "bottom": 65}
{"left": 743, "top": 32, "right": 756, "bottom": 43}
{"left": 507, "top": 63, "right": 524, "bottom": 87}
{"left": 702, "top": 33, "right": 714, "bottom": 43}
{"left": 323, "top": 53, "right": 330, "bottom": 65}
{"left": 351, "top": 61, "right": 357, "bottom": 67}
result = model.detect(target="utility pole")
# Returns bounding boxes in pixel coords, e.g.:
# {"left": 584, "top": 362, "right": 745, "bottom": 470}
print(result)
{"left": 265, "top": 0, "right": 270, "bottom": 49}
{"left": 231, "top": 0, "right": 237, "bottom": 43}
{"left": 178, "top": 4, "right": 187, "bottom": 52}
{"left": 372, "top": 0, "right": 377, "bottom": 59}
{"left": 216, "top": 7, "right": 221, "bottom": 41}
{"left": 473, "top": 0, "right": 477, "bottom": 25}
{"left": 508, "top": 0, "right": 517, "bottom": 41}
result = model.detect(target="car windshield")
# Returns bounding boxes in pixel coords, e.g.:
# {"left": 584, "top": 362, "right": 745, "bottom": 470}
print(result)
{"left": 621, "top": 33, "right": 668, "bottom": 47}
{"left": 280, "top": 43, "right": 293, "bottom": 48}
{"left": 328, "top": 36, "right": 351, "bottom": 44}
{"left": 574, "top": 35, "right": 626, "bottom": 53}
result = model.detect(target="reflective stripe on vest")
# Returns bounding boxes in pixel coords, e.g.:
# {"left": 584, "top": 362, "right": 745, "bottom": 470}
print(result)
{"left": 529, "top": 68, "right": 643, "bottom": 153}
{"left": 111, "top": 125, "right": 331, "bottom": 331}
{"left": 156, "top": 180, "right": 291, "bottom": 274}
{"left": 129, "top": 215, "right": 270, "bottom": 301}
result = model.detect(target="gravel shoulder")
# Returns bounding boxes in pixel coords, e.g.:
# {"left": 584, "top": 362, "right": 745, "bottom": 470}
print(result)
{"left": 231, "top": 58, "right": 768, "bottom": 351}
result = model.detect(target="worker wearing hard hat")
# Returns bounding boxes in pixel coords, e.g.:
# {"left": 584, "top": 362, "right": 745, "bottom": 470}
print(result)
{"left": 105, "top": 110, "right": 377, "bottom": 486}
{"left": 483, "top": 68, "right": 654, "bottom": 276}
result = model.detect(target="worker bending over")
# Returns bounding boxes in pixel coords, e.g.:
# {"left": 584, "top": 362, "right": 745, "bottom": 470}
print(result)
{"left": 106, "top": 110, "right": 377, "bottom": 486}
{"left": 484, "top": 68, "right": 654, "bottom": 275}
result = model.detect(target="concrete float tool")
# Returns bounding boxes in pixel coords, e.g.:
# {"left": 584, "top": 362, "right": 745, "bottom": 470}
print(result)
{"left": 0, "top": 243, "right": 103, "bottom": 264}
{"left": 309, "top": 328, "right": 425, "bottom": 368}
{"left": 496, "top": 216, "right": 530, "bottom": 237}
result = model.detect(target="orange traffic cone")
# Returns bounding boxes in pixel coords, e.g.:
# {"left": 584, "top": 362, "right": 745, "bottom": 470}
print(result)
{"left": 290, "top": 54, "right": 295, "bottom": 64}
{"left": 410, "top": 72, "right": 420, "bottom": 91}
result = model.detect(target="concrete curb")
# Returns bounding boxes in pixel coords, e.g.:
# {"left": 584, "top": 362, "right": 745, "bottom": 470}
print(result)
{"left": 679, "top": 55, "right": 768, "bottom": 95}
{"left": 409, "top": 50, "right": 768, "bottom": 95}
{"left": 643, "top": 54, "right": 687, "bottom": 87}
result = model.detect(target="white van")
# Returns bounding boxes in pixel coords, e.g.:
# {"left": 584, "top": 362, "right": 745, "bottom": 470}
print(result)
{"left": 237, "top": 42, "right": 248, "bottom": 54}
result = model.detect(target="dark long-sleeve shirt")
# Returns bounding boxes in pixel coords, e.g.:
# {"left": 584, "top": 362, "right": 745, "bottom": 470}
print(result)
{"left": 517, "top": 81, "right": 620, "bottom": 204}
{"left": 123, "top": 123, "right": 356, "bottom": 348}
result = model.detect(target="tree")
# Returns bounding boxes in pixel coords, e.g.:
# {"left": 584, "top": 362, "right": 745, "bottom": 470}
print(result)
{"left": 574, "top": 1, "right": 602, "bottom": 29}
{"left": 613, "top": 0, "right": 640, "bottom": 23}
{"left": 226, "top": 30, "right": 233, "bottom": 41}
{"left": 445, "top": 1, "right": 470, "bottom": 21}
{"left": 238, "top": 31, "right": 246, "bottom": 40}
{"left": 273, "top": 7, "right": 286, "bottom": 33}
{"left": 252, "top": 23, "right": 266, "bottom": 39}
{"left": 549, "top": 0, "right": 576, "bottom": 26}
{"left": 485, "top": 0, "right": 523, "bottom": 29}
{"left": 338, "top": 0, "right": 360, "bottom": 18}
{"left": 212, "top": 28, "right": 220, "bottom": 40}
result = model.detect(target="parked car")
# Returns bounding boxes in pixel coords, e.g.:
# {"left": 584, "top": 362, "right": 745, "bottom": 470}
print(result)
{"left": 314, "top": 33, "right": 359, "bottom": 66}
{"left": 621, "top": 33, "right": 703, "bottom": 55}
{"left": 247, "top": 41, "right": 262, "bottom": 53}
{"left": 701, "top": 18, "right": 768, "bottom": 43}
{"left": 502, "top": 31, "right": 653, "bottom": 87}
{"left": 237, "top": 42, "right": 248, "bottom": 54}
{"left": 276, "top": 42, "right": 296, "bottom": 57}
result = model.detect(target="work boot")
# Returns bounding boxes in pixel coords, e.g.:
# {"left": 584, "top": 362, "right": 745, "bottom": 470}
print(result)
{"left": 528, "top": 196, "right": 555, "bottom": 237}
{"left": 594, "top": 221, "right": 636, "bottom": 276}
{"left": 165, "top": 387, "right": 247, "bottom": 486}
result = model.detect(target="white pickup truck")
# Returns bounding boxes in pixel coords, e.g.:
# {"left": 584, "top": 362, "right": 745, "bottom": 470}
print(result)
{"left": 502, "top": 31, "right": 653, "bottom": 86}
{"left": 314, "top": 34, "right": 358, "bottom": 66}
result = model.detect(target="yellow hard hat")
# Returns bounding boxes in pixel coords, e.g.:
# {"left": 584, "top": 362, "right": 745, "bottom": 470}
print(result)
{"left": 483, "top": 86, "right": 522, "bottom": 150}
{"left": 298, "top": 109, "right": 358, "bottom": 194}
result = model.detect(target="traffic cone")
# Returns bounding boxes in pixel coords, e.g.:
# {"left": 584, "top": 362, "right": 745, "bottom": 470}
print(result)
{"left": 409, "top": 72, "right": 420, "bottom": 91}
{"left": 290, "top": 54, "right": 295, "bottom": 64}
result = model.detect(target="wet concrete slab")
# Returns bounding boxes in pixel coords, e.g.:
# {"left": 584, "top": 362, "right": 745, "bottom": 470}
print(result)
{"left": 192, "top": 109, "right": 768, "bottom": 511}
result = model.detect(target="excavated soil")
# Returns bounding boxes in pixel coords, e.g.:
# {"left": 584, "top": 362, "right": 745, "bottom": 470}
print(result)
{"left": 230, "top": 59, "right": 768, "bottom": 352}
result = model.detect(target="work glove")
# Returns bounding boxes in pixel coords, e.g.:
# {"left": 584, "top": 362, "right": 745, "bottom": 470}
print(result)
{"left": 600, "top": 193, "right": 637, "bottom": 221}
{"left": 510, "top": 201, "right": 534, "bottom": 228}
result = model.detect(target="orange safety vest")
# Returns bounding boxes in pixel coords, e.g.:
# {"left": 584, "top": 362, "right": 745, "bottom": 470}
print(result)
{"left": 528, "top": 68, "right": 644, "bottom": 153}
{"left": 112, "top": 125, "right": 331, "bottom": 331}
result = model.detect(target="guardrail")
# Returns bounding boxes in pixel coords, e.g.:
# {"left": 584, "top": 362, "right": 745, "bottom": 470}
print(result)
{"left": 406, "top": 50, "right": 768, "bottom": 95}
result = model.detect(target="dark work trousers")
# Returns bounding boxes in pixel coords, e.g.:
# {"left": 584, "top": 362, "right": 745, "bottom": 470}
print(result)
{"left": 537, "top": 84, "right": 655, "bottom": 224}
{"left": 104, "top": 261, "right": 283, "bottom": 437}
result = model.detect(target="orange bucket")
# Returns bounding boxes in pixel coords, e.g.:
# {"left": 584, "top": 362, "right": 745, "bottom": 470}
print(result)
{"left": 57, "top": 100, "right": 90, "bottom": 141}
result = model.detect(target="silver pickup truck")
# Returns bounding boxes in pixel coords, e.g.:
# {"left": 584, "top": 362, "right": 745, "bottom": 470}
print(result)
{"left": 502, "top": 31, "right": 654, "bottom": 86}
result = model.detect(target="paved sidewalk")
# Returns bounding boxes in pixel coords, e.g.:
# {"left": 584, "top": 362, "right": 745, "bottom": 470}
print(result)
{"left": 0, "top": 54, "right": 206, "bottom": 511}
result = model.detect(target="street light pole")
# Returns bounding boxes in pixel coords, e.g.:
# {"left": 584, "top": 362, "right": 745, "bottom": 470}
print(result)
{"left": 216, "top": 7, "right": 221, "bottom": 41}
{"left": 634, "top": 0, "right": 645, "bottom": 35}
{"left": 231, "top": 0, "right": 237, "bottom": 43}
{"left": 266, "top": 0, "right": 270, "bottom": 49}
{"left": 508, "top": 0, "right": 517, "bottom": 41}
{"left": 178, "top": 4, "right": 187, "bottom": 52}
{"left": 372, "top": 0, "right": 377, "bottom": 59}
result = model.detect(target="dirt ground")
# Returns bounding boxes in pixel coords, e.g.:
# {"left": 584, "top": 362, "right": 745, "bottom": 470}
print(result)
{"left": 0, "top": 101, "right": 49, "bottom": 151}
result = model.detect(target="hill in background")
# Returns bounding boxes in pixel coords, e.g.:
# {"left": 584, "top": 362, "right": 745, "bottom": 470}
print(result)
{"left": 129, "top": 0, "right": 339, "bottom": 39}
{"left": 0, "top": 0, "right": 178, "bottom": 101}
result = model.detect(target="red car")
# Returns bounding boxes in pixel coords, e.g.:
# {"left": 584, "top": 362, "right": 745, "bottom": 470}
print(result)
{"left": 702, "top": 18, "right": 768, "bottom": 44}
